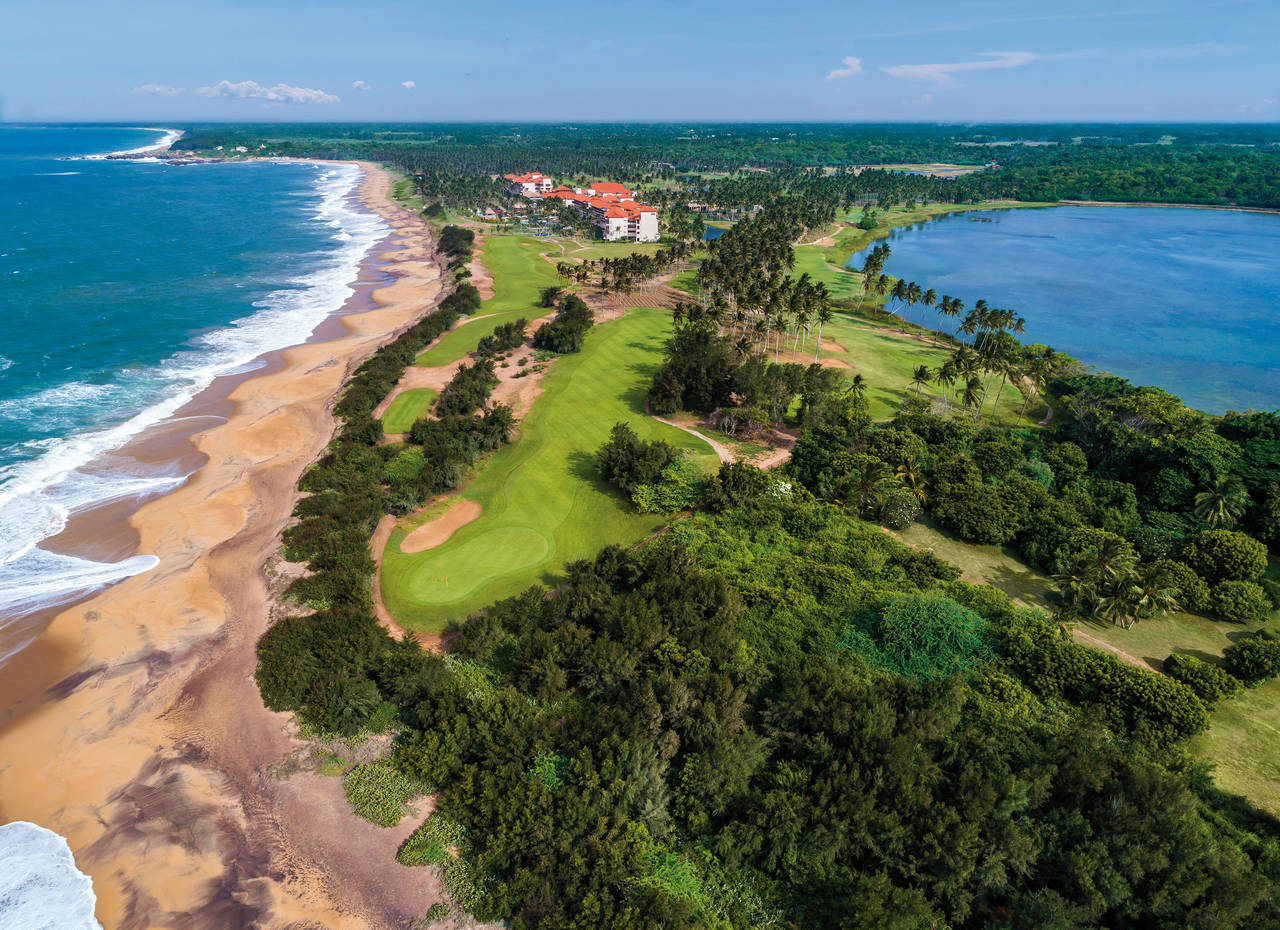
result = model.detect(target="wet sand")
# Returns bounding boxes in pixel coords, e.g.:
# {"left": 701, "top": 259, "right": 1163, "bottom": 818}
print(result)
{"left": 0, "top": 162, "right": 455, "bottom": 928}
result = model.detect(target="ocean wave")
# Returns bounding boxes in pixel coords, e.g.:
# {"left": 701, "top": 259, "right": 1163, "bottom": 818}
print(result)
{"left": 0, "top": 357, "right": 11, "bottom": 372}
{"left": 80, "top": 127, "right": 184, "bottom": 161}
{"left": 33, "top": 171, "right": 82, "bottom": 176}
{"left": 0, "top": 163, "right": 387, "bottom": 641}
{"left": 0, "top": 822, "right": 102, "bottom": 930}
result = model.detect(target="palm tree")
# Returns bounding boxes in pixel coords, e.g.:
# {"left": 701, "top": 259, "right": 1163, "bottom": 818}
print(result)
{"left": 921, "top": 288, "right": 938, "bottom": 341}
{"left": 1194, "top": 477, "right": 1249, "bottom": 527}
{"left": 960, "top": 376, "right": 984, "bottom": 421}
{"left": 910, "top": 364, "right": 933, "bottom": 395}
{"left": 897, "top": 457, "right": 928, "bottom": 504}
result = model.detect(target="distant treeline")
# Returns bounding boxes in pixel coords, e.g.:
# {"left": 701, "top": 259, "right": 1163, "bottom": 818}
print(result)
{"left": 179, "top": 122, "right": 1280, "bottom": 209}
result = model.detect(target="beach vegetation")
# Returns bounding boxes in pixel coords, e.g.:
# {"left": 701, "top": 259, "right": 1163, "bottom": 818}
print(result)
{"left": 343, "top": 760, "right": 424, "bottom": 827}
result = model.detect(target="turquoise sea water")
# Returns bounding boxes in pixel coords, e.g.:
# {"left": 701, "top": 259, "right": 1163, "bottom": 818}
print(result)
{"left": 0, "top": 125, "right": 385, "bottom": 641}
{"left": 848, "top": 206, "right": 1280, "bottom": 413}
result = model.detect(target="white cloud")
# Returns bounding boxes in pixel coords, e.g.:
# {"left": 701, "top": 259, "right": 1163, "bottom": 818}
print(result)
{"left": 1235, "top": 97, "right": 1278, "bottom": 114}
{"left": 194, "top": 80, "right": 340, "bottom": 104}
{"left": 825, "top": 56, "right": 863, "bottom": 81}
{"left": 882, "top": 51, "right": 1036, "bottom": 88}
{"left": 353, "top": 80, "right": 371, "bottom": 90}
{"left": 402, "top": 80, "right": 417, "bottom": 89}
{"left": 133, "top": 84, "right": 184, "bottom": 96}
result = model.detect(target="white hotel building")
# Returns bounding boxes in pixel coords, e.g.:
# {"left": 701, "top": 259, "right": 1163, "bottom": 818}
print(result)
{"left": 505, "top": 174, "right": 660, "bottom": 242}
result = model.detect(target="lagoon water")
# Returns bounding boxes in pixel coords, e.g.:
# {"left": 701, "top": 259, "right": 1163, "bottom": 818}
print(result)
{"left": 848, "top": 206, "right": 1280, "bottom": 413}
{"left": 0, "top": 125, "right": 384, "bottom": 652}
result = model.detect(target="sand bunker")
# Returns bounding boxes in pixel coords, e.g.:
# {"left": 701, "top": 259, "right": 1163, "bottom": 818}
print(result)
{"left": 400, "top": 499, "right": 482, "bottom": 553}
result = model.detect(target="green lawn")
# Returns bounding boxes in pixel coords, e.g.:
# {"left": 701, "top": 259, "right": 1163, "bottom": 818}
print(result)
{"left": 382, "top": 307, "right": 718, "bottom": 630}
{"left": 892, "top": 519, "right": 1054, "bottom": 609}
{"left": 416, "top": 235, "right": 559, "bottom": 367}
{"left": 816, "top": 313, "right": 1044, "bottom": 424}
{"left": 381, "top": 388, "right": 437, "bottom": 434}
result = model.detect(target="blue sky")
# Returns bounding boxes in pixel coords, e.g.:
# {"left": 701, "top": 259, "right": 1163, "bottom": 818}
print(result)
{"left": 2, "top": 0, "right": 1277, "bottom": 122}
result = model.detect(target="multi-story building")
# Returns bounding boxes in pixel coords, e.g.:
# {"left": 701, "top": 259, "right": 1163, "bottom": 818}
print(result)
{"left": 535, "top": 180, "right": 659, "bottom": 242}
{"left": 502, "top": 172, "right": 553, "bottom": 196}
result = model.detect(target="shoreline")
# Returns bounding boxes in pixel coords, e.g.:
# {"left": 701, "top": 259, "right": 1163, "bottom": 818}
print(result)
{"left": 0, "top": 161, "right": 451, "bottom": 927}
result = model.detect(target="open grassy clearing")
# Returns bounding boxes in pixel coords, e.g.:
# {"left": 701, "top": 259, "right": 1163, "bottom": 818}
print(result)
{"left": 892, "top": 520, "right": 1054, "bottom": 609}
{"left": 415, "top": 234, "right": 559, "bottom": 367}
{"left": 380, "top": 388, "right": 437, "bottom": 434}
{"left": 383, "top": 307, "right": 718, "bottom": 630}
{"left": 815, "top": 312, "right": 1045, "bottom": 425}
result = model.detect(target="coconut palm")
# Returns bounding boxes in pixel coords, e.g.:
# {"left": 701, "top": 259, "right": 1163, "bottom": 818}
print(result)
{"left": 1194, "top": 477, "right": 1250, "bottom": 527}
{"left": 910, "top": 364, "right": 933, "bottom": 395}
{"left": 897, "top": 456, "right": 928, "bottom": 503}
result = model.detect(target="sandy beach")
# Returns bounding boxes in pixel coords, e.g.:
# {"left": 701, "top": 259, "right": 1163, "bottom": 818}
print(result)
{"left": 0, "top": 162, "right": 456, "bottom": 928}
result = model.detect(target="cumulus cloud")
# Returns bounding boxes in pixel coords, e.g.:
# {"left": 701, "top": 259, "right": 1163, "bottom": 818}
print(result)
{"left": 882, "top": 51, "right": 1035, "bottom": 87}
{"left": 402, "top": 80, "right": 417, "bottom": 89}
{"left": 825, "top": 56, "right": 863, "bottom": 80}
{"left": 133, "top": 84, "right": 184, "bottom": 96}
{"left": 353, "top": 80, "right": 371, "bottom": 90}
{"left": 194, "top": 80, "right": 340, "bottom": 104}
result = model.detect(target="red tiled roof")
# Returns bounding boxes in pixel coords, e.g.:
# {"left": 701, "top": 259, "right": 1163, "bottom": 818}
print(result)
{"left": 591, "top": 182, "right": 631, "bottom": 195}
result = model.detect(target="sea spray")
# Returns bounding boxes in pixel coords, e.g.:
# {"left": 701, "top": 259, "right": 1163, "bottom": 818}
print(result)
{"left": 0, "top": 822, "right": 102, "bottom": 930}
{"left": 0, "top": 130, "right": 387, "bottom": 652}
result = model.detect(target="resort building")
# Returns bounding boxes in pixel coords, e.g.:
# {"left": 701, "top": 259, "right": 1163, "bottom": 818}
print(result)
{"left": 534, "top": 179, "right": 659, "bottom": 242}
{"left": 503, "top": 172, "right": 554, "bottom": 196}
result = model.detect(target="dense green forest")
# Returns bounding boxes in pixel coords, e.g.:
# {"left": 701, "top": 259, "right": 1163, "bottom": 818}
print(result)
{"left": 250, "top": 126, "right": 1280, "bottom": 926}
{"left": 178, "top": 122, "right": 1280, "bottom": 208}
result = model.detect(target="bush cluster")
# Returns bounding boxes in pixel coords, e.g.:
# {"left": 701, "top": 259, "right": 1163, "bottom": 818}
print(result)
{"left": 532, "top": 294, "right": 594, "bottom": 353}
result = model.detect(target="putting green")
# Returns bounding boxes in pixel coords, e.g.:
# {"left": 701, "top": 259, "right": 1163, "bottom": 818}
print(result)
{"left": 380, "top": 388, "right": 437, "bottom": 433}
{"left": 416, "top": 235, "right": 559, "bottom": 368}
{"left": 382, "top": 307, "right": 718, "bottom": 630}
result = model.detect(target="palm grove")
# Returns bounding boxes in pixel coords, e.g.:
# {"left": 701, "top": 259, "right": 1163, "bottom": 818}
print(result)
{"left": 245, "top": 135, "right": 1280, "bottom": 929}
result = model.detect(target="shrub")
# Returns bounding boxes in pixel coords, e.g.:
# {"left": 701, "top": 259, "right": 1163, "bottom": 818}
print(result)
{"left": 1043, "top": 441, "right": 1089, "bottom": 490}
{"left": 867, "top": 427, "right": 926, "bottom": 470}
{"left": 841, "top": 591, "right": 992, "bottom": 680}
{"left": 931, "top": 483, "right": 1018, "bottom": 544}
{"left": 999, "top": 617, "right": 1208, "bottom": 746}
{"left": 878, "top": 486, "right": 922, "bottom": 530}
{"left": 1210, "top": 580, "right": 1271, "bottom": 623}
{"left": 1222, "top": 633, "right": 1280, "bottom": 686}
{"left": 1150, "top": 560, "right": 1210, "bottom": 614}
{"left": 397, "top": 815, "right": 466, "bottom": 866}
{"left": 632, "top": 455, "right": 705, "bottom": 513}
{"left": 597, "top": 422, "right": 678, "bottom": 496}
{"left": 1181, "top": 529, "right": 1268, "bottom": 584}
{"left": 344, "top": 761, "right": 423, "bottom": 827}
{"left": 1163, "top": 654, "right": 1242, "bottom": 706}
{"left": 533, "top": 294, "right": 594, "bottom": 353}
{"left": 973, "top": 440, "right": 1023, "bottom": 479}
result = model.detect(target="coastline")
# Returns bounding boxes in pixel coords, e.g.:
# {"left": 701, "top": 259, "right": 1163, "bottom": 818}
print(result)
{"left": 0, "top": 162, "right": 451, "bottom": 927}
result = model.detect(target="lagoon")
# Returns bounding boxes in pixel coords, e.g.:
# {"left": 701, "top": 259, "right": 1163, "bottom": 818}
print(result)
{"left": 848, "top": 205, "right": 1280, "bottom": 413}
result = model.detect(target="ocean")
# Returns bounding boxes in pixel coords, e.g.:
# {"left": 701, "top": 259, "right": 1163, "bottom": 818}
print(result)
{"left": 0, "top": 126, "right": 385, "bottom": 659}
{"left": 0, "top": 124, "right": 387, "bottom": 926}
{"left": 847, "top": 205, "right": 1280, "bottom": 414}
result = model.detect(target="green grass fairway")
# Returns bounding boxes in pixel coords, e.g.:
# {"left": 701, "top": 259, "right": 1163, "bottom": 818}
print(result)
{"left": 381, "top": 388, "right": 437, "bottom": 433}
{"left": 383, "top": 307, "right": 718, "bottom": 630}
{"left": 416, "top": 235, "right": 559, "bottom": 367}
{"left": 892, "top": 519, "right": 1053, "bottom": 609}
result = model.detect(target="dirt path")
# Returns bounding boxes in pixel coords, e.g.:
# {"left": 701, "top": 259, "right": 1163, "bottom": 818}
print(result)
{"left": 1072, "top": 628, "right": 1163, "bottom": 674}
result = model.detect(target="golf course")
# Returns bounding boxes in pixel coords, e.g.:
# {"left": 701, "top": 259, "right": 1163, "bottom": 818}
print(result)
{"left": 382, "top": 305, "right": 718, "bottom": 629}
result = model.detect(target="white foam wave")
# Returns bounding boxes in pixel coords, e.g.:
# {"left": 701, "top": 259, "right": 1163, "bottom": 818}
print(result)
{"left": 81, "top": 127, "right": 183, "bottom": 161}
{"left": 0, "top": 357, "right": 11, "bottom": 373}
{"left": 33, "top": 171, "right": 82, "bottom": 177}
{"left": 0, "top": 163, "right": 386, "bottom": 638}
{"left": 0, "top": 821, "right": 102, "bottom": 930}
